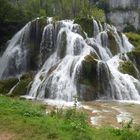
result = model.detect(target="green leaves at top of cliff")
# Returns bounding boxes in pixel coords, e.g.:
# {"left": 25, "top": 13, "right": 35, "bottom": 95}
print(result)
{"left": 0, "top": 0, "right": 105, "bottom": 23}
{"left": 0, "top": 0, "right": 105, "bottom": 47}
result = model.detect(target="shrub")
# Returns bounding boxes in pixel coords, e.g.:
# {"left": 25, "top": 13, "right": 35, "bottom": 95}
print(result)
{"left": 118, "top": 60, "right": 138, "bottom": 78}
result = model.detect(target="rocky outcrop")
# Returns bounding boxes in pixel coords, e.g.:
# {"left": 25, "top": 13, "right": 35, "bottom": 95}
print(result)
{"left": 108, "top": 0, "right": 140, "bottom": 31}
{"left": 1, "top": 17, "right": 140, "bottom": 101}
{"left": 77, "top": 54, "right": 98, "bottom": 101}
{"left": 109, "top": 0, "right": 140, "bottom": 9}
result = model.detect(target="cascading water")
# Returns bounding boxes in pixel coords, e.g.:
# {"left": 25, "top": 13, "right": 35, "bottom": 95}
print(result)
{"left": 28, "top": 21, "right": 94, "bottom": 101}
{"left": 0, "top": 17, "right": 140, "bottom": 102}
{"left": 0, "top": 22, "right": 31, "bottom": 79}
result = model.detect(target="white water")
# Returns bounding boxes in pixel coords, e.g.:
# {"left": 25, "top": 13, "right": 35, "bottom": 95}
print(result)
{"left": 8, "top": 81, "right": 19, "bottom": 95}
{"left": 0, "top": 18, "right": 140, "bottom": 103}
{"left": 0, "top": 23, "right": 31, "bottom": 79}
{"left": 107, "top": 56, "right": 140, "bottom": 100}
{"left": 28, "top": 21, "right": 94, "bottom": 101}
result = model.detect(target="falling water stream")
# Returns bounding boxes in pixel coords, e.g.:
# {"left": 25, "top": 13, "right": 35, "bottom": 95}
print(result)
{"left": 0, "top": 17, "right": 140, "bottom": 103}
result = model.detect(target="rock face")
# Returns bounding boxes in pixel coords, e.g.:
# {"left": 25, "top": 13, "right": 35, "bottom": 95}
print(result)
{"left": 108, "top": 0, "right": 140, "bottom": 31}
{"left": 109, "top": 0, "right": 140, "bottom": 9}
{"left": 0, "top": 17, "right": 140, "bottom": 101}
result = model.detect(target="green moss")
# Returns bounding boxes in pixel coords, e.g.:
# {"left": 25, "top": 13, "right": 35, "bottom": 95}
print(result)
{"left": 107, "top": 31, "right": 120, "bottom": 55}
{"left": 127, "top": 51, "right": 140, "bottom": 72}
{"left": 0, "top": 78, "right": 18, "bottom": 94}
{"left": 11, "top": 80, "right": 31, "bottom": 96}
{"left": 118, "top": 61, "right": 138, "bottom": 78}
{"left": 74, "top": 17, "right": 93, "bottom": 37}
{"left": 125, "top": 32, "right": 140, "bottom": 48}
{"left": 11, "top": 73, "right": 33, "bottom": 96}
{"left": 20, "top": 72, "right": 34, "bottom": 80}
{"left": 76, "top": 54, "right": 98, "bottom": 100}
{"left": 38, "top": 17, "right": 47, "bottom": 32}
{"left": 79, "top": 54, "right": 98, "bottom": 86}
{"left": 84, "top": 54, "right": 96, "bottom": 63}
{"left": 123, "top": 25, "right": 136, "bottom": 33}
{"left": 83, "top": 55, "right": 96, "bottom": 73}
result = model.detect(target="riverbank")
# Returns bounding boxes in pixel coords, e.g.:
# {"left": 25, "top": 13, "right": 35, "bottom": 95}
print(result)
{"left": 0, "top": 95, "right": 140, "bottom": 140}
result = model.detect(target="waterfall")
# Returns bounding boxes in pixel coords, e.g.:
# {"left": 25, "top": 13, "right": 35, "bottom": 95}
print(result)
{"left": 0, "top": 22, "right": 31, "bottom": 79}
{"left": 107, "top": 56, "right": 140, "bottom": 100}
{"left": 0, "top": 17, "right": 140, "bottom": 102}
{"left": 28, "top": 21, "right": 94, "bottom": 101}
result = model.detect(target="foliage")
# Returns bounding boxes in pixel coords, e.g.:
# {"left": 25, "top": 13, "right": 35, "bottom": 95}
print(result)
{"left": 123, "top": 24, "right": 137, "bottom": 33}
{"left": 91, "top": 6, "right": 105, "bottom": 21}
{"left": 125, "top": 32, "right": 140, "bottom": 48}
{"left": 0, "top": 0, "right": 104, "bottom": 47}
{"left": 118, "top": 60, "right": 138, "bottom": 78}
{"left": 0, "top": 73, "right": 33, "bottom": 96}
{"left": 0, "top": 0, "right": 105, "bottom": 23}
{"left": 0, "top": 78, "right": 18, "bottom": 94}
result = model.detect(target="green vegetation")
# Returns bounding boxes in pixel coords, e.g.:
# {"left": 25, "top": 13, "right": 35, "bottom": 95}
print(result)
{"left": 0, "top": 95, "right": 140, "bottom": 140}
{"left": 107, "top": 31, "right": 120, "bottom": 55}
{"left": 0, "top": 73, "right": 33, "bottom": 96}
{"left": 81, "top": 54, "right": 98, "bottom": 85}
{"left": 0, "top": 0, "right": 105, "bottom": 48}
{"left": 125, "top": 32, "right": 140, "bottom": 48}
{"left": 74, "top": 18, "right": 93, "bottom": 37}
{"left": 0, "top": 78, "right": 18, "bottom": 94}
{"left": 125, "top": 32, "right": 140, "bottom": 71}
{"left": 11, "top": 73, "right": 33, "bottom": 96}
{"left": 0, "top": 0, "right": 105, "bottom": 23}
{"left": 123, "top": 25, "right": 137, "bottom": 33}
{"left": 118, "top": 61, "right": 138, "bottom": 78}
{"left": 91, "top": 6, "right": 105, "bottom": 21}
{"left": 127, "top": 51, "right": 140, "bottom": 72}
{"left": 77, "top": 54, "right": 98, "bottom": 100}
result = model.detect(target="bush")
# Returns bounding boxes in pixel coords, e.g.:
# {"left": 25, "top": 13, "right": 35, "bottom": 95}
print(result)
{"left": 118, "top": 60, "right": 138, "bottom": 78}
{"left": 123, "top": 24, "right": 137, "bottom": 33}
{"left": 0, "top": 78, "right": 18, "bottom": 94}
{"left": 125, "top": 32, "right": 140, "bottom": 48}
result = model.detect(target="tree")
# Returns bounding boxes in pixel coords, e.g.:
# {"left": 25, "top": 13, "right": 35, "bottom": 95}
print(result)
{"left": 91, "top": 6, "right": 105, "bottom": 21}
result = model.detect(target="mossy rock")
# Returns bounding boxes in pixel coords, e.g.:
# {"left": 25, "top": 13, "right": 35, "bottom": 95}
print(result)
{"left": 76, "top": 54, "right": 98, "bottom": 101}
{"left": 80, "top": 54, "right": 98, "bottom": 85}
{"left": 118, "top": 60, "right": 138, "bottom": 78}
{"left": 74, "top": 17, "right": 93, "bottom": 37}
{"left": 107, "top": 31, "right": 120, "bottom": 55}
{"left": 0, "top": 78, "right": 19, "bottom": 94}
{"left": 11, "top": 80, "right": 31, "bottom": 96}
{"left": 127, "top": 51, "right": 140, "bottom": 72}
{"left": 20, "top": 72, "right": 34, "bottom": 80}
{"left": 72, "top": 24, "right": 86, "bottom": 39}
{"left": 38, "top": 17, "right": 47, "bottom": 31}
{"left": 28, "top": 18, "right": 47, "bottom": 70}
{"left": 125, "top": 32, "right": 140, "bottom": 48}
{"left": 10, "top": 73, "right": 34, "bottom": 96}
{"left": 57, "top": 30, "right": 67, "bottom": 59}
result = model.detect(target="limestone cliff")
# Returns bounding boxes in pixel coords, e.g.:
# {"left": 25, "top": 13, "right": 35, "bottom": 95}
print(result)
{"left": 108, "top": 0, "right": 140, "bottom": 31}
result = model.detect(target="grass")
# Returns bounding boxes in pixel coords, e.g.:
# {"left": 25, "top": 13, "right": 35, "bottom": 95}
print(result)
{"left": 0, "top": 95, "right": 140, "bottom": 140}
